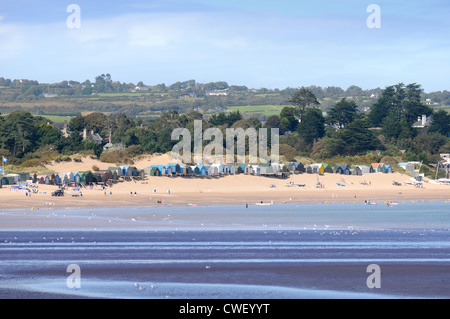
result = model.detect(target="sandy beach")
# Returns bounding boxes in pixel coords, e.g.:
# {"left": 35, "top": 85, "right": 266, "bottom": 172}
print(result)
{"left": 1, "top": 155, "right": 449, "bottom": 211}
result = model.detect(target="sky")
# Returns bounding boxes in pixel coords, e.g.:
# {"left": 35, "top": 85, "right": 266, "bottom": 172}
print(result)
{"left": 0, "top": 0, "right": 449, "bottom": 92}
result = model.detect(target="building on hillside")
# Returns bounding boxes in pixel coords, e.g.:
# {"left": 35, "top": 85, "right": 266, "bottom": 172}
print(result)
{"left": 83, "top": 128, "right": 103, "bottom": 145}
{"left": 412, "top": 114, "right": 433, "bottom": 129}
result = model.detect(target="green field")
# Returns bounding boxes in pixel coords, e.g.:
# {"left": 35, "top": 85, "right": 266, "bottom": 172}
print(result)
{"left": 434, "top": 105, "right": 450, "bottom": 113}
{"left": 40, "top": 115, "right": 73, "bottom": 122}
{"left": 227, "top": 105, "right": 286, "bottom": 116}
{"left": 96, "top": 92, "right": 167, "bottom": 97}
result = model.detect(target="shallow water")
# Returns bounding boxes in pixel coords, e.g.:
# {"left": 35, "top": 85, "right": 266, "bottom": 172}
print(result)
{"left": 0, "top": 202, "right": 449, "bottom": 298}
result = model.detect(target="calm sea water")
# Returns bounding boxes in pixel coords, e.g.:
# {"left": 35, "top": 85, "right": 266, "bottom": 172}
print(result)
{"left": 0, "top": 202, "right": 449, "bottom": 298}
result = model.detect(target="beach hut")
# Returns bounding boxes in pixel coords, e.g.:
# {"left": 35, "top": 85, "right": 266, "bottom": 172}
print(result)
{"left": 195, "top": 165, "right": 208, "bottom": 176}
{"left": 17, "top": 173, "right": 31, "bottom": 182}
{"left": 43, "top": 175, "right": 51, "bottom": 185}
{"left": 245, "top": 165, "right": 254, "bottom": 175}
{"left": 58, "top": 173, "right": 67, "bottom": 185}
{"left": 36, "top": 175, "right": 44, "bottom": 184}
{"left": 312, "top": 164, "right": 324, "bottom": 174}
{"left": 305, "top": 165, "right": 313, "bottom": 174}
{"left": 280, "top": 163, "right": 289, "bottom": 173}
{"left": 79, "top": 171, "right": 96, "bottom": 184}
{"left": 4, "top": 174, "right": 20, "bottom": 184}
{"left": 371, "top": 163, "right": 381, "bottom": 173}
{"left": 1, "top": 176, "right": 9, "bottom": 185}
{"left": 108, "top": 167, "right": 122, "bottom": 177}
{"left": 398, "top": 162, "right": 414, "bottom": 174}
{"left": 149, "top": 166, "right": 162, "bottom": 176}
{"left": 54, "top": 174, "right": 62, "bottom": 185}
{"left": 289, "top": 162, "right": 305, "bottom": 173}
{"left": 96, "top": 170, "right": 113, "bottom": 183}
{"left": 149, "top": 165, "right": 165, "bottom": 176}
{"left": 258, "top": 163, "right": 274, "bottom": 176}
{"left": 382, "top": 164, "right": 392, "bottom": 174}
{"left": 358, "top": 165, "right": 372, "bottom": 175}
{"left": 38, "top": 174, "right": 54, "bottom": 185}
{"left": 288, "top": 162, "right": 297, "bottom": 173}
{"left": 130, "top": 166, "right": 138, "bottom": 177}
{"left": 164, "top": 163, "right": 179, "bottom": 175}
{"left": 119, "top": 165, "right": 132, "bottom": 177}
{"left": 340, "top": 164, "right": 351, "bottom": 175}
{"left": 211, "top": 163, "right": 223, "bottom": 175}
{"left": 324, "top": 164, "right": 335, "bottom": 174}
{"left": 60, "top": 172, "right": 74, "bottom": 185}
{"left": 220, "top": 164, "right": 232, "bottom": 174}
{"left": 208, "top": 165, "right": 219, "bottom": 176}
{"left": 73, "top": 173, "right": 81, "bottom": 184}
{"left": 253, "top": 165, "right": 262, "bottom": 176}
{"left": 350, "top": 165, "right": 362, "bottom": 176}
{"left": 270, "top": 163, "right": 280, "bottom": 173}
{"left": 235, "top": 165, "right": 244, "bottom": 174}
{"left": 178, "top": 165, "right": 192, "bottom": 176}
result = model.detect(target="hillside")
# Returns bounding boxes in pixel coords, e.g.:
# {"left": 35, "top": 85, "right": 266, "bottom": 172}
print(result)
{"left": 2, "top": 76, "right": 448, "bottom": 120}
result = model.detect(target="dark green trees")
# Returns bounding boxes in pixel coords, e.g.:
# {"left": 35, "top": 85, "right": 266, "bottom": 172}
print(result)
{"left": 288, "top": 88, "right": 320, "bottom": 121}
{"left": 368, "top": 83, "right": 433, "bottom": 139}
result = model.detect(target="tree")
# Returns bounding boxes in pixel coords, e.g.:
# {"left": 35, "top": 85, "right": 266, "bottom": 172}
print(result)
{"left": 297, "top": 108, "right": 325, "bottom": 144}
{"left": 69, "top": 115, "right": 85, "bottom": 133}
{"left": 429, "top": 110, "right": 450, "bottom": 136}
{"left": 37, "top": 124, "right": 63, "bottom": 149}
{"left": 326, "top": 98, "right": 359, "bottom": 129}
{"left": 279, "top": 106, "right": 298, "bottom": 132}
{"left": 264, "top": 115, "right": 281, "bottom": 129}
{"left": 334, "top": 118, "right": 379, "bottom": 155}
{"left": 0, "top": 111, "right": 38, "bottom": 157}
{"left": 369, "top": 83, "right": 432, "bottom": 129}
{"left": 84, "top": 112, "right": 109, "bottom": 135}
{"left": 288, "top": 88, "right": 320, "bottom": 121}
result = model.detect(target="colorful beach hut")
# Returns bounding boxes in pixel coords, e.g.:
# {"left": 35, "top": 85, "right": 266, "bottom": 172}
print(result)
{"left": 371, "top": 163, "right": 382, "bottom": 173}
{"left": 195, "top": 165, "right": 208, "bottom": 176}
{"left": 73, "top": 173, "right": 81, "bottom": 184}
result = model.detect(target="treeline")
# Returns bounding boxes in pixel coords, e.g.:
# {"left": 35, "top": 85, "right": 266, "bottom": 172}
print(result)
{"left": 269, "top": 83, "right": 450, "bottom": 167}
{"left": 1, "top": 82, "right": 449, "bottom": 175}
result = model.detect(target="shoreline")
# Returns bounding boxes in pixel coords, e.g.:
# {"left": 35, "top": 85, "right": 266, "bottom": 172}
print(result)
{"left": 1, "top": 174, "right": 449, "bottom": 211}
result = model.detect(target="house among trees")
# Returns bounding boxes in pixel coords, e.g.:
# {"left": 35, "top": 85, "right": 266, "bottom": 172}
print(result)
{"left": 412, "top": 114, "right": 433, "bottom": 129}
{"left": 205, "top": 89, "right": 229, "bottom": 96}
{"left": 83, "top": 128, "right": 103, "bottom": 145}
{"left": 52, "top": 120, "right": 70, "bottom": 137}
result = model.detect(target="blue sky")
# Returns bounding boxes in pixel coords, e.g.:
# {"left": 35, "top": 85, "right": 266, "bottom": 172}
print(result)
{"left": 0, "top": 0, "right": 449, "bottom": 92}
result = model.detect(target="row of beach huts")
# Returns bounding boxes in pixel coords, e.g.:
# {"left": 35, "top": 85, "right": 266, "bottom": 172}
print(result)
{"left": 0, "top": 165, "right": 142, "bottom": 186}
{"left": 144, "top": 162, "right": 393, "bottom": 177}
{"left": 0, "top": 162, "right": 394, "bottom": 186}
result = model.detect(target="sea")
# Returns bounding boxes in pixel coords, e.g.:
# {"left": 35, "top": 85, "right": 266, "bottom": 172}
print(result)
{"left": 0, "top": 201, "right": 449, "bottom": 299}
